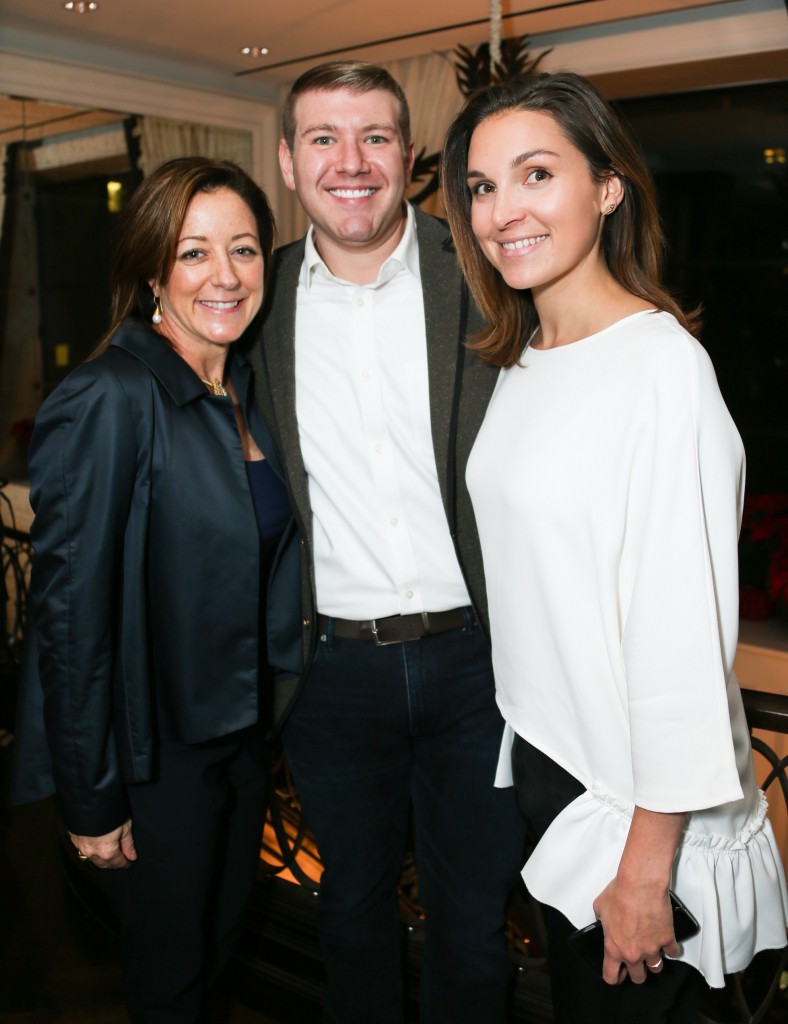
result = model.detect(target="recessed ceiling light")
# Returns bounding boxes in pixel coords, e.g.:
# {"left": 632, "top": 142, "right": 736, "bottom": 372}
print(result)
{"left": 63, "top": 1, "right": 99, "bottom": 11}
{"left": 241, "top": 46, "right": 269, "bottom": 58}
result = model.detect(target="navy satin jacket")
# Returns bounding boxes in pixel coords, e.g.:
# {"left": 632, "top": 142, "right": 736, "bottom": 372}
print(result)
{"left": 12, "top": 320, "right": 301, "bottom": 835}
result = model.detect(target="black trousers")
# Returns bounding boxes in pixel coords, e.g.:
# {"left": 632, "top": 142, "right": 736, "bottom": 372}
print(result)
{"left": 511, "top": 734, "right": 702, "bottom": 1024}
{"left": 100, "top": 726, "right": 268, "bottom": 1024}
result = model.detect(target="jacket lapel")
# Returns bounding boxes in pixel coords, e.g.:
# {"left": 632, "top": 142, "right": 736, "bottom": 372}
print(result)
{"left": 258, "top": 239, "right": 313, "bottom": 533}
{"left": 414, "top": 206, "right": 499, "bottom": 533}
{"left": 415, "top": 207, "right": 463, "bottom": 510}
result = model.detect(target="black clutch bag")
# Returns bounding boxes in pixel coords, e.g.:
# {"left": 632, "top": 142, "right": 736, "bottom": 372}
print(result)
{"left": 567, "top": 890, "right": 700, "bottom": 977}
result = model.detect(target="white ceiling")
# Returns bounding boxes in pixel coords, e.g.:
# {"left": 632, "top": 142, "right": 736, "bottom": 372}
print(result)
{"left": 1, "top": 0, "right": 785, "bottom": 154}
{"left": 0, "top": 0, "right": 758, "bottom": 91}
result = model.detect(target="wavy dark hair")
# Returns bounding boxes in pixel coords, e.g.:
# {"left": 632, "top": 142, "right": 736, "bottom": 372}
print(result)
{"left": 441, "top": 71, "right": 698, "bottom": 367}
{"left": 92, "top": 156, "right": 275, "bottom": 356}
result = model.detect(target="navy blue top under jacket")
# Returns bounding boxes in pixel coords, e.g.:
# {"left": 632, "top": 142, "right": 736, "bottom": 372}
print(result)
{"left": 12, "top": 319, "right": 301, "bottom": 836}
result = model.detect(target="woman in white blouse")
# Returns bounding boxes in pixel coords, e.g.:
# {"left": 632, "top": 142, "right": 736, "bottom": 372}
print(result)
{"left": 441, "top": 71, "right": 788, "bottom": 1023}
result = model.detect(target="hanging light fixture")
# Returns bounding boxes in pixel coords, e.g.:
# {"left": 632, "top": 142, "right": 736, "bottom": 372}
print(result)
{"left": 63, "top": 2, "right": 99, "bottom": 13}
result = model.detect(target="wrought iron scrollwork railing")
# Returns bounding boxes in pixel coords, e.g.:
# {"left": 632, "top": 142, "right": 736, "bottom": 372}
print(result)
{"left": 1, "top": 482, "right": 32, "bottom": 664}
{"left": 260, "top": 687, "right": 788, "bottom": 1022}
{"left": 719, "top": 688, "right": 788, "bottom": 1024}
{"left": 1, "top": 482, "right": 33, "bottom": 736}
{"left": 262, "top": 748, "right": 322, "bottom": 892}
{"left": 743, "top": 689, "right": 788, "bottom": 818}
{"left": 2, "top": 478, "right": 786, "bottom": 1022}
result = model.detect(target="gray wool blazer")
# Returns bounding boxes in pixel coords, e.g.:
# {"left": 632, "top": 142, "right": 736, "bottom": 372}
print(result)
{"left": 248, "top": 204, "right": 499, "bottom": 727}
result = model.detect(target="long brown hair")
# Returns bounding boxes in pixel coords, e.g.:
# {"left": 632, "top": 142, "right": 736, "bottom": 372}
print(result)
{"left": 441, "top": 71, "right": 699, "bottom": 368}
{"left": 92, "top": 156, "right": 275, "bottom": 356}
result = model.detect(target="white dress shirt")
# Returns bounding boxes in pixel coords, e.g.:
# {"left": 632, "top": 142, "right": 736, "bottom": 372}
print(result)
{"left": 294, "top": 205, "right": 471, "bottom": 619}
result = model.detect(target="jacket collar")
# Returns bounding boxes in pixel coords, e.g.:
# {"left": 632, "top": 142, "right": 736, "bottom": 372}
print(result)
{"left": 110, "top": 318, "right": 251, "bottom": 408}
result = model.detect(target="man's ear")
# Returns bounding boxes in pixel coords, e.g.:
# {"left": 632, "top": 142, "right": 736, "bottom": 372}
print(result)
{"left": 404, "top": 140, "right": 415, "bottom": 189}
{"left": 279, "top": 137, "right": 297, "bottom": 192}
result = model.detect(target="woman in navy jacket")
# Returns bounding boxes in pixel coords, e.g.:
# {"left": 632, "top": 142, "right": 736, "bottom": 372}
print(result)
{"left": 13, "top": 157, "right": 300, "bottom": 1023}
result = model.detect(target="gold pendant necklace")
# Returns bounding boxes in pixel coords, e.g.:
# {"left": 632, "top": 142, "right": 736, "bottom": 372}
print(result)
{"left": 200, "top": 377, "right": 227, "bottom": 397}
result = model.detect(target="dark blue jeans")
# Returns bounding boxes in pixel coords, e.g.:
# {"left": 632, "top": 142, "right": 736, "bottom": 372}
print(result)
{"left": 282, "top": 612, "right": 526, "bottom": 1024}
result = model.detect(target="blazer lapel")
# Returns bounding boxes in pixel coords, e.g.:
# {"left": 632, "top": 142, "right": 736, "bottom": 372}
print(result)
{"left": 414, "top": 206, "right": 499, "bottom": 534}
{"left": 258, "top": 239, "right": 313, "bottom": 531}
{"left": 415, "top": 207, "right": 464, "bottom": 510}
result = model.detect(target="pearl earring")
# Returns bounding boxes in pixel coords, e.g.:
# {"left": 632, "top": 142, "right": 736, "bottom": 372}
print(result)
{"left": 152, "top": 296, "right": 163, "bottom": 324}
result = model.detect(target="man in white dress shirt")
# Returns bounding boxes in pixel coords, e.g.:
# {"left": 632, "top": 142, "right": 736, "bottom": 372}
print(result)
{"left": 250, "top": 61, "right": 526, "bottom": 1024}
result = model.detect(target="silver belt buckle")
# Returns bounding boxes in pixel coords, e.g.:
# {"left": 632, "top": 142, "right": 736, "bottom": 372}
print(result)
{"left": 370, "top": 612, "right": 431, "bottom": 646}
{"left": 370, "top": 618, "right": 400, "bottom": 646}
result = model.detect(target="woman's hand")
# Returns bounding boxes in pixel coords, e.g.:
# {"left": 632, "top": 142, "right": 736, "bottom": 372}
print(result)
{"left": 69, "top": 818, "right": 137, "bottom": 869}
{"left": 593, "top": 875, "right": 680, "bottom": 984}
{"left": 592, "top": 806, "right": 686, "bottom": 984}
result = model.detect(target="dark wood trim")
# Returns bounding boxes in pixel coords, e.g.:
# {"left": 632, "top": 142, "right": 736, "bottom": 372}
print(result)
{"left": 591, "top": 50, "right": 788, "bottom": 99}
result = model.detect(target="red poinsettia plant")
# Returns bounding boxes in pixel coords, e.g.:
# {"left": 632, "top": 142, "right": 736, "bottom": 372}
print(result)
{"left": 738, "top": 494, "right": 788, "bottom": 620}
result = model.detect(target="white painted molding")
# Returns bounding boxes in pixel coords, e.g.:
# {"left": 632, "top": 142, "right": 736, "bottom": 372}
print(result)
{"left": 0, "top": 50, "right": 282, "bottom": 218}
{"left": 534, "top": 1, "right": 788, "bottom": 76}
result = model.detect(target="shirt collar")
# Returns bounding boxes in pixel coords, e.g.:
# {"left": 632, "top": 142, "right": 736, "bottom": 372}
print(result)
{"left": 301, "top": 202, "right": 421, "bottom": 290}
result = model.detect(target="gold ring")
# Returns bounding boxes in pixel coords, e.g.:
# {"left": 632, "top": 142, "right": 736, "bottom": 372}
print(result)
{"left": 646, "top": 958, "right": 663, "bottom": 971}
{"left": 77, "top": 852, "right": 88, "bottom": 861}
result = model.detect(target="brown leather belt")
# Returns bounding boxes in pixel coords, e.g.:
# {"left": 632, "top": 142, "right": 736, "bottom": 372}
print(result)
{"left": 318, "top": 608, "right": 469, "bottom": 646}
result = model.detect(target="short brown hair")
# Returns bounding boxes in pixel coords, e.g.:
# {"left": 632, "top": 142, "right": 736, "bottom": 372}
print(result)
{"left": 441, "top": 71, "right": 698, "bottom": 367}
{"left": 94, "top": 157, "right": 275, "bottom": 355}
{"left": 282, "top": 60, "right": 411, "bottom": 151}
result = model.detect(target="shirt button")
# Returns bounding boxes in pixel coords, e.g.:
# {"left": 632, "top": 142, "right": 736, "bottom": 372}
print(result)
{"left": 374, "top": 443, "right": 384, "bottom": 454}
{"left": 405, "top": 590, "right": 414, "bottom": 599}
{"left": 390, "top": 517, "right": 398, "bottom": 526}
{"left": 355, "top": 296, "right": 364, "bottom": 307}
{"left": 362, "top": 368, "right": 371, "bottom": 379}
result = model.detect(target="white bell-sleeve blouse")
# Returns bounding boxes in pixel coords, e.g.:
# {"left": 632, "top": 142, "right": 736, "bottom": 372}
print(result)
{"left": 467, "top": 310, "right": 788, "bottom": 987}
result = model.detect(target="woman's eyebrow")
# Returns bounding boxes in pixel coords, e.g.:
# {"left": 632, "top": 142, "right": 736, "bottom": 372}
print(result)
{"left": 511, "top": 148, "right": 558, "bottom": 169}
